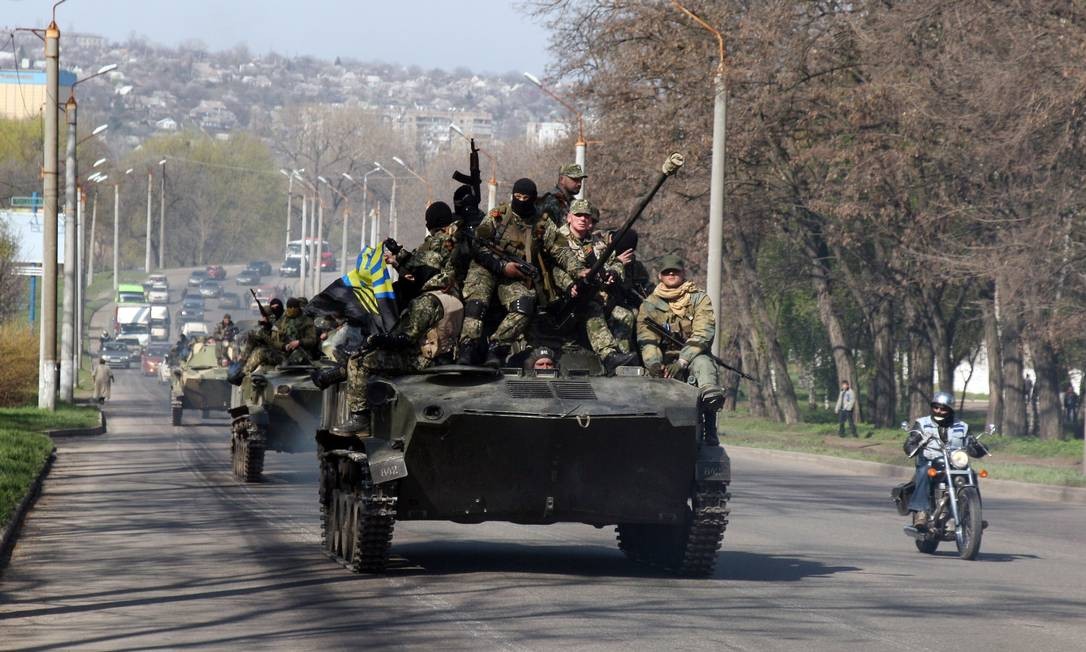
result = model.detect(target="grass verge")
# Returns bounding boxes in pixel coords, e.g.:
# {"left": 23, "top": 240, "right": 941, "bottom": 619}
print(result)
{"left": 0, "top": 404, "right": 100, "bottom": 527}
{"left": 719, "top": 409, "right": 1085, "bottom": 487}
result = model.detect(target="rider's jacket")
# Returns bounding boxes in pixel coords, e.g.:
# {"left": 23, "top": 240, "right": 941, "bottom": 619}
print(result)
{"left": 911, "top": 415, "right": 969, "bottom": 461}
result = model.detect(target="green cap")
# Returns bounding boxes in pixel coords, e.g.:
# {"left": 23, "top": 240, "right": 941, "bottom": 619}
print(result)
{"left": 559, "top": 163, "right": 587, "bottom": 179}
{"left": 569, "top": 197, "right": 594, "bottom": 216}
{"left": 658, "top": 254, "right": 685, "bottom": 273}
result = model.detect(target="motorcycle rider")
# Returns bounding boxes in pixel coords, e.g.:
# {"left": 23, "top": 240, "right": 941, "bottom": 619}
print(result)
{"left": 903, "top": 391, "right": 986, "bottom": 529}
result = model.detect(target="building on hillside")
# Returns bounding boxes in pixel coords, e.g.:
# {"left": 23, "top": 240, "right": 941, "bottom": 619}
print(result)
{"left": 0, "top": 69, "right": 76, "bottom": 120}
{"left": 526, "top": 121, "right": 570, "bottom": 147}
{"left": 391, "top": 108, "right": 493, "bottom": 154}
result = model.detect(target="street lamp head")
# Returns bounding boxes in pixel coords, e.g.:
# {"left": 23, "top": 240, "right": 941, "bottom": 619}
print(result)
{"left": 92, "top": 157, "right": 107, "bottom": 168}
{"left": 523, "top": 72, "right": 543, "bottom": 87}
{"left": 449, "top": 123, "right": 466, "bottom": 137}
{"left": 392, "top": 156, "right": 406, "bottom": 167}
{"left": 279, "top": 169, "right": 289, "bottom": 177}
{"left": 342, "top": 172, "right": 355, "bottom": 182}
{"left": 96, "top": 63, "right": 118, "bottom": 75}
{"left": 125, "top": 168, "right": 133, "bottom": 175}
{"left": 318, "top": 175, "right": 329, "bottom": 184}
{"left": 158, "top": 159, "right": 167, "bottom": 166}
{"left": 91, "top": 124, "right": 108, "bottom": 136}
{"left": 93, "top": 174, "right": 107, "bottom": 183}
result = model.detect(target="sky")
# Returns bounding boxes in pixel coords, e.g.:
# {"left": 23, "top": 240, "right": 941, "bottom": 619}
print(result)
{"left": 2, "top": 0, "right": 554, "bottom": 75}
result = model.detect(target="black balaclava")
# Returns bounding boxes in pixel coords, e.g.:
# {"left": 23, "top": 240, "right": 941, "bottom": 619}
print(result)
{"left": 425, "top": 201, "right": 455, "bottom": 230}
{"left": 269, "top": 298, "right": 284, "bottom": 320}
{"left": 511, "top": 178, "right": 538, "bottom": 219}
{"left": 453, "top": 184, "right": 478, "bottom": 217}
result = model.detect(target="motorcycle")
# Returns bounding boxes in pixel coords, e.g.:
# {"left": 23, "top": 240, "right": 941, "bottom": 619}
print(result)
{"left": 891, "top": 422, "right": 994, "bottom": 560}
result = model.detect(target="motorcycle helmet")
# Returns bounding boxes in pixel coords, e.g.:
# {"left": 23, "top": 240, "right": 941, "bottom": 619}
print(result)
{"left": 930, "top": 390, "right": 955, "bottom": 427}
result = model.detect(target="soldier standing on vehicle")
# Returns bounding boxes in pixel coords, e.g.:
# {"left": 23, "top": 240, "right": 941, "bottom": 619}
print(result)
{"left": 635, "top": 254, "right": 718, "bottom": 387}
{"left": 538, "top": 164, "right": 587, "bottom": 227}
{"left": 331, "top": 271, "right": 464, "bottom": 437}
{"left": 213, "top": 314, "right": 238, "bottom": 341}
{"left": 93, "top": 357, "right": 114, "bottom": 403}
{"left": 835, "top": 380, "right": 858, "bottom": 437}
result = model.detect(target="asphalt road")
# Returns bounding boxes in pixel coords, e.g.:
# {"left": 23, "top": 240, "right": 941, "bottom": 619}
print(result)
{"left": 2, "top": 270, "right": 1085, "bottom": 650}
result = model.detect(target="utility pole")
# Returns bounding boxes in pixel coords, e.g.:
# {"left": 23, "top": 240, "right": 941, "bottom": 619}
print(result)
{"left": 389, "top": 177, "right": 397, "bottom": 241}
{"left": 87, "top": 189, "right": 97, "bottom": 284}
{"left": 59, "top": 94, "right": 77, "bottom": 402}
{"left": 144, "top": 169, "right": 152, "bottom": 272}
{"left": 298, "top": 194, "right": 308, "bottom": 297}
{"left": 39, "top": 20, "right": 60, "bottom": 410}
{"left": 75, "top": 185, "right": 85, "bottom": 384}
{"left": 158, "top": 160, "right": 165, "bottom": 268}
{"left": 311, "top": 197, "right": 323, "bottom": 295}
{"left": 285, "top": 172, "right": 294, "bottom": 253}
{"left": 113, "top": 182, "right": 119, "bottom": 292}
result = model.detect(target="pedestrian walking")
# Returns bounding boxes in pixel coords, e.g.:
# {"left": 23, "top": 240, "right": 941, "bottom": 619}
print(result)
{"left": 92, "top": 357, "right": 114, "bottom": 404}
{"left": 835, "top": 380, "right": 858, "bottom": 437}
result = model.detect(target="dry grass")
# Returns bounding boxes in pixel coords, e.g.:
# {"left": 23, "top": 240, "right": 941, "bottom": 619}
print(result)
{"left": 0, "top": 322, "right": 39, "bottom": 407}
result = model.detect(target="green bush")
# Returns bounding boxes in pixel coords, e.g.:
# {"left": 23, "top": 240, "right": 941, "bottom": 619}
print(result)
{"left": 0, "top": 322, "right": 39, "bottom": 407}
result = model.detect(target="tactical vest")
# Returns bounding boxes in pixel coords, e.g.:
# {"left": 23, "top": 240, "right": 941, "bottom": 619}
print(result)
{"left": 419, "top": 291, "right": 464, "bottom": 361}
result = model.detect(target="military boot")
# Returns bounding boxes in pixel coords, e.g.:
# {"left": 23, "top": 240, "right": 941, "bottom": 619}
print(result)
{"left": 485, "top": 344, "right": 510, "bottom": 368}
{"left": 603, "top": 351, "right": 639, "bottom": 375}
{"left": 310, "top": 365, "right": 347, "bottom": 390}
{"left": 457, "top": 338, "right": 483, "bottom": 365}
{"left": 331, "top": 410, "right": 371, "bottom": 436}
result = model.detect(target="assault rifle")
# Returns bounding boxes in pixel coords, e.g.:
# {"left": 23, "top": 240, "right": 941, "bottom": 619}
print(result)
{"left": 452, "top": 138, "right": 482, "bottom": 209}
{"left": 471, "top": 235, "right": 541, "bottom": 283}
{"left": 552, "top": 153, "right": 685, "bottom": 329}
{"left": 249, "top": 289, "right": 272, "bottom": 329}
{"left": 641, "top": 315, "right": 760, "bottom": 385}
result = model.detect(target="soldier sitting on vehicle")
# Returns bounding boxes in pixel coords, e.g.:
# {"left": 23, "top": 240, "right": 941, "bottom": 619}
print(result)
{"left": 384, "top": 201, "right": 463, "bottom": 306}
{"left": 605, "top": 228, "right": 650, "bottom": 354}
{"left": 636, "top": 254, "right": 718, "bottom": 387}
{"left": 241, "top": 297, "right": 289, "bottom": 373}
{"left": 331, "top": 271, "right": 464, "bottom": 437}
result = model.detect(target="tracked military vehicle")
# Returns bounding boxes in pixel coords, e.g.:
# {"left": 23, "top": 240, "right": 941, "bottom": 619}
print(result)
{"left": 317, "top": 353, "right": 731, "bottom": 577}
{"left": 227, "top": 364, "right": 322, "bottom": 482}
{"left": 170, "top": 338, "right": 234, "bottom": 425}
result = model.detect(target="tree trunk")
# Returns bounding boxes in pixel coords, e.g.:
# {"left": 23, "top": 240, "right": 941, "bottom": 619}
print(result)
{"left": 804, "top": 235, "right": 860, "bottom": 419}
{"left": 998, "top": 287, "right": 1027, "bottom": 437}
{"left": 980, "top": 294, "right": 1004, "bottom": 431}
{"left": 870, "top": 299, "right": 897, "bottom": 427}
{"left": 740, "top": 333, "right": 767, "bottom": 417}
{"left": 1031, "top": 338, "right": 1063, "bottom": 440}
{"left": 908, "top": 323, "right": 935, "bottom": 422}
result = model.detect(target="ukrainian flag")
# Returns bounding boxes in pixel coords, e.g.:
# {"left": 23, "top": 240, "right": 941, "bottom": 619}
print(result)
{"left": 307, "top": 242, "right": 398, "bottom": 334}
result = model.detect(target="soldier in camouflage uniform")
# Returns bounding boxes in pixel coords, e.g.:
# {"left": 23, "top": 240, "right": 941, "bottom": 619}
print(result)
{"left": 553, "top": 198, "right": 638, "bottom": 366}
{"left": 332, "top": 271, "right": 464, "bottom": 435}
{"left": 538, "top": 163, "right": 587, "bottom": 227}
{"left": 604, "top": 228, "right": 650, "bottom": 353}
{"left": 241, "top": 298, "right": 285, "bottom": 373}
{"left": 387, "top": 202, "right": 464, "bottom": 303}
{"left": 461, "top": 178, "right": 587, "bottom": 366}
{"left": 276, "top": 297, "right": 319, "bottom": 365}
{"left": 636, "top": 254, "right": 719, "bottom": 387}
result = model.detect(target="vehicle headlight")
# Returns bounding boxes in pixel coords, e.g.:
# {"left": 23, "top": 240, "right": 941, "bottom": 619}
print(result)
{"left": 950, "top": 450, "right": 970, "bottom": 469}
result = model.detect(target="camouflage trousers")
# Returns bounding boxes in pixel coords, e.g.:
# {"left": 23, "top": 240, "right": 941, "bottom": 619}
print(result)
{"left": 491, "top": 280, "right": 535, "bottom": 346}
{"left": 459, "top": 261, "right": 495, "bottom": 342}
{"left": 608, "top": 305, "right": 635, "bottom": 354}
{"left": 243, "top": 346, "right": 283, "bottom": 374}
{"left": 579, "top": 299, "right": 622, "bottom": 358}
{"left": 686, "top": 353, "right": 720, "bottom": 388}
{"left": 345, "top": 349, "right": 426, "bottom": 413}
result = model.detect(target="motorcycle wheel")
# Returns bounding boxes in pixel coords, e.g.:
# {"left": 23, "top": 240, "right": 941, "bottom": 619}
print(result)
{"left": 915, "top": 537, "right": 939, "bottom": 554}
{"left": 955, "top": 486, "right": 983, "bottom": 560}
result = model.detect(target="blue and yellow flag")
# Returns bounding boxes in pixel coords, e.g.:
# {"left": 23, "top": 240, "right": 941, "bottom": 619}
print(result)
{"left": 307, "top": 242, "right": 398, "bottom": 334}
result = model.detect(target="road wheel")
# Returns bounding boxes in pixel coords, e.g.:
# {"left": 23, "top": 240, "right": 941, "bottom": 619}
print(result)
{"left": 321, "top": 452, "right": 397, "bottom": 573}
{"left": 616, "top": 481, "right": 729, "bottom": 577}
{"left": 171, "top": 406, "right": 182, "bottom": 426}
{"left": 955, "top": 487, "right": 983, "bottom": 560}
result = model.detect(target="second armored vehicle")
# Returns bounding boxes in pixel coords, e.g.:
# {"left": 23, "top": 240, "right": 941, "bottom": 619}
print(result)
{"left": 169, "top": 338, "right": 234, "bottom": 425}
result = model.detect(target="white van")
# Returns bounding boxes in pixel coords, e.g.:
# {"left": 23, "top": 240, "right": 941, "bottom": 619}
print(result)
{"left": 181, "top": 321, "right": 209, "bottom": 338}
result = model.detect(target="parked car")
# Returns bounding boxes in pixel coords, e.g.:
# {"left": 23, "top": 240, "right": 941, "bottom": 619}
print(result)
{"left": 178, "top": 297, "right": 205, "bottom": 323}
{"left": 198, "top": 280, "right": 223, "bottom": 298}
{"left": 188, "top": 270, "right": 208, "bottom": 287}
{"left": 147, "top": 283, "right": 169, "bottom": 304}
{"left": 206, "top": 264, "right": 227, "bottom": 280}
{"left": 181, "top": 321, "right": 209, "bottom": 338}
{"left": 247, "top": 260, "right": 273, "bottom": 276}
{"left": 235, "top": 268, "right": 261, "bottom": 285}
{"left": 249, "top": 285, "right": 277, "bottom": 312}
{"left": 219, "top": 292, "right": 242, "bottom": 310}
{"left": 141, "top": 342, "right": 172, "bottom": 376}
{"left": 100, "top": 340, "right": 132, "bottom": 369}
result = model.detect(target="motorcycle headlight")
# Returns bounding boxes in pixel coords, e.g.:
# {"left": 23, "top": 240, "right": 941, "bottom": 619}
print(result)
{"left": 950, "top": 450, "right": 970, "bottom": 469}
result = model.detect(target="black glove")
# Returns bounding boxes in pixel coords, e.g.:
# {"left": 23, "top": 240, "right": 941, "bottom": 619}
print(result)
{"left": 647, "top": 362, "right": 664, "bottom": 378}
{"left": 383, "top": 238, "right": 403, "bottom": 255}
{"left": 904, "top": 431, "right": 923, "bottom": 455}
{"left": 965, "top": 435, "right": 989, "bottom": 458}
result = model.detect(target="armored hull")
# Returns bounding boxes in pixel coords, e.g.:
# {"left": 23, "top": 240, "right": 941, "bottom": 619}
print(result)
{"left": 319, "top": 365, "right": 731, "bottom": 576}
{"left": 228, "top": 365, "right": 321, "bottom": 482}
{"left": 169, "top": 341, "right": 232, "bottom": 425}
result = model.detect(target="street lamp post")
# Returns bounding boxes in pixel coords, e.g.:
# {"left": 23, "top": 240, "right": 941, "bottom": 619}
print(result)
{"left": 343, "top": 168, "right": 380, "bottom": 250}
{"left": 524, "top": 71, "right": 587, "bottom": 199}
{"left": 39, "top": 20, "right": 60, "bottom": 409}
{"left": 392, "top": 156, "right": 432, "bottom": 208}
{"left": 158, "top": 159, "right": 166, "bottom": 268}
{"left": 373, "top": 162, "right": 397, "bottom": 243}
{"left": 114, "top": 168, "right": 133, "bottom": 292}
{"left": 279, "top": 168, "right": 304, "bottom": 255}
{"left": 672, "top": 0, "right": 726, "bottom": 357}
{"left": 144, "top": 168, "right": 153, "bottom": 273}
{"left": 450, "top": 123, "right": 498, "bottom": 210}
{"left": 320, "top": 176, "right": 352, "bottom": 274}
{"left": 87, "top": 172, "right": 106, "bottom": 284}
{"left": 59, "top": 94, "right": 77, "bottom": 401}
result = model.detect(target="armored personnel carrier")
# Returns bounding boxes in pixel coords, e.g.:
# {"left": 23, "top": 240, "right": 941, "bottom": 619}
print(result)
{"left": 170, "top": 338, "right": 234, "bottom": 425}
{"left": 228, "top": 365, "right": 322, "bottom": 482}
{"left": 317, "top": 355, "right": 731, "bottom": 577}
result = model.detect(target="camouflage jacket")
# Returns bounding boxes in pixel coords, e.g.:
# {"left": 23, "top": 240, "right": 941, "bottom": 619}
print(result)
{"left": 368, "top": 290, "right": 462, "bottom": 371}
{"left": 401, "top": 223, "right": 462, "bottom": 280}
{"left": 635, "top": 285, "right": 716, "bottom": 367}
{"left": 474, "top": 203, "right": 581, "bottom": 296}
{"left": 274, "top": 313, "right": 318, "bottom": 364}
{"left": 538, "top": 186, "right": 574, "bottom": 227}
{"left": 553, "top": 224, "right": 624, "bottom": 292}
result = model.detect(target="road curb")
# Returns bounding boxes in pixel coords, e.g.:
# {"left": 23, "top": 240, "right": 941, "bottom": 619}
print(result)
{"left": 44, "top": 410, "right": 106, "bottom": 438}
{"left": 0, "top": 447, "right": 56, "bottom": 571}
{"left": 726, "top": 444, "right": 1086, "bottom": 505}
